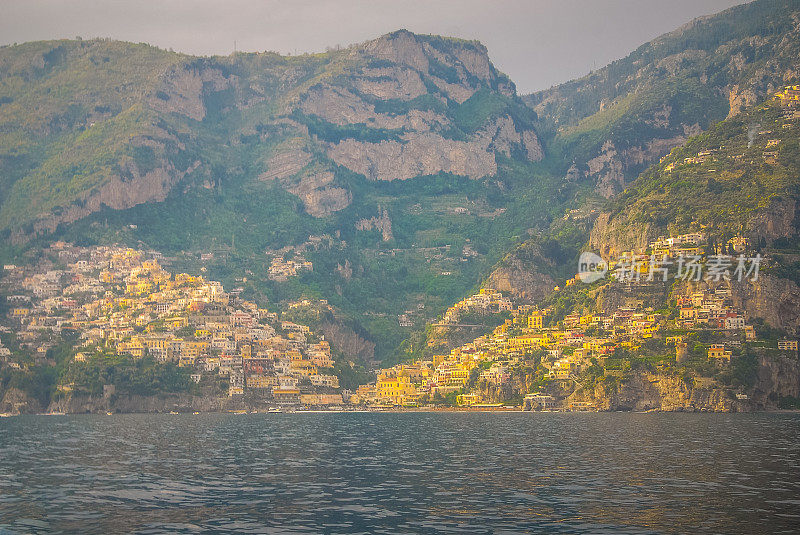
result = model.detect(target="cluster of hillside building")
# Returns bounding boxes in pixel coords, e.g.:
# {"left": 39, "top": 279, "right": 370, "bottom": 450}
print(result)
{"left": 1, "top": 243, "right": 342, "bottom": 405}
{"left": 264, "top": 234, "right": 343, "bottom": 282}
{"left": 776, "top": 85, "right": 800, "bottom": 106}
{"left": 568, "top": 231, "right": 760, "bottom": 290}
{"left": 353, "top": 291, "right": 668, "bottom": 408}
{"left": 441, "top": 288, "right": 513, "bottom": 324}
{"left": 661, "top": 88, "right": 799, "bottom": 172}
{"left": 268, "top": 256, "right": 313, "bottom": 281}
{"left": 354, "top": 232, "right": 796, "bottom": 409}
{"left": 647, "top": 232, "right": 751, "bottom": 257}
{"left": 3, "top": 233, "right": 796, "bottom": 411}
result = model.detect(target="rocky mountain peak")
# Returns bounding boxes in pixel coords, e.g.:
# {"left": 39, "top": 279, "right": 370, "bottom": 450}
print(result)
{"left": 362, "top": 29, "right": 430, "bottom": 73}
{"left": 0, "top": 28, "right": 541, "bottom": 236}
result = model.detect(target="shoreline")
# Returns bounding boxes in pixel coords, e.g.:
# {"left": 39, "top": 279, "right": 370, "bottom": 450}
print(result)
{"left": 4, "top": 407, "right": 800, "bottom": 417}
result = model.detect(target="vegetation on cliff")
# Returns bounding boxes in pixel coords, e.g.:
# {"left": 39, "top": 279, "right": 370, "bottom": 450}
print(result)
{"left": 1, "top": 0, "right": 799, "bottom": 373}
{"left": 594, "top": 89, "right": 800, "bottom": 255}
{"left": 526, "top": 0, "right": 800, "bottom": 193}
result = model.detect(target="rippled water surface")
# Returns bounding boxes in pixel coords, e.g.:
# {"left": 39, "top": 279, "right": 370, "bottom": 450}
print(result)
{"left": 1, "top": 412, "right": 799, "bottom": 534}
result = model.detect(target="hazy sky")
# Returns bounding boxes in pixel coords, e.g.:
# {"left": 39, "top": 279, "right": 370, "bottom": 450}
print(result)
{"left": 1, "top": 0, "right": 747, "bottom": 93}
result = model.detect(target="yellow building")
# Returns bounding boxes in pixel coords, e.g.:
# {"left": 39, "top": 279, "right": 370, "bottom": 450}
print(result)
{"left": 550, "top": 368, "right": 571, "bottom": 380}
{"left": 456, "top": 393, "right": 483, "bottom": 406}
{"left": 120, "top": 338, "right": 146, "bottom": 358}
{"left": 708, "top": 344, "right": 732, "bottom": 361}
{"left": 247, "top": 374, "right": 278, "bottom": 389}
{"left": 448, "top": 367, "right": 470, "bottom": 385}
{"left": 432, "top": 354, "right": 448, "bottom": 367}
{"left": 182, "top": 340, "right": 209, "bottom": 359}
{"left": 377, "top": 373, "right": 420, "bottom": 405}
{"left": 508, "top": 335, "right": 547, "bottom": 350}
{"left": 166, "top": 316, "right": 188, "bottom": 329}
{"left": 397, "top": 363, "right": 430, "bottom": 383}
{"left": 143, "top": 337, "right": 169, "bottom": 353}
{"left": 777, "top": 85, "right": 800, "bottom": 103}
{"left": 300, "top": 393, "right": 343, "bottom": 406}
{"left": 290, "top": 359, "right": 317, "bottom": 377}
{"left": 273, "top": 387, "right": 301, "bottom": 402}
{"left": 175, "top": 273, "right": 199, "bottom": 285}
{"left": 527, "top": 313, "right": 543, "bottom": 330}
{"left": 351, "top": 384, "right": 379, "bottom": 404}
{"left": 126, "top": 281, "right": 153, "bottom": 296}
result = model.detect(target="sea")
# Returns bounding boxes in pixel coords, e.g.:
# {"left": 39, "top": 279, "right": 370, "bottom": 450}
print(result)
{"left": 1, "top": 412, "right": 799, "bottom": 534}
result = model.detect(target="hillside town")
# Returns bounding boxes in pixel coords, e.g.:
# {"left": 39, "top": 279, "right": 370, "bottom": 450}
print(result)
{"left": 1, "top": 234, "right": 796, "bottom": 413}
{"left": 1, "top": 243, "right": 343, "bottom": 406}
{"left": 352, "top": 229, "right": 796, "bottom": 410}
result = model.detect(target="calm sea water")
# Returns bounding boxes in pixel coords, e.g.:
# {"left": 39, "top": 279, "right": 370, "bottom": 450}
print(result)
{"left": 1, "top": 412, "right": 799, "bottom": 534}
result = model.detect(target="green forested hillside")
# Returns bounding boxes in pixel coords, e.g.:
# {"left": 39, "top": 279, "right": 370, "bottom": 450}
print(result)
{"left": 0, "top": 31, "right": 569, "bottom": 362}
{"left": 1, "top": 1, "right": 799, "bottom": 365}
{"left": 526, "top": 0, "right": 800, "bottom": 196}
{"left": 488, "top": 0, "right": 800, "bottom": 308}
{"left": 591, "top": 89, "right": 800, "bottom": 257}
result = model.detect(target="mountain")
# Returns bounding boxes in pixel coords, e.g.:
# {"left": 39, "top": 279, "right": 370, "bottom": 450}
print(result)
{"left": 0, "top": 30, "right": 541, "bottom": 239}
{"left": 587, "top": 86, "right": 800, "bottom": 333}
{"left": 392, "top": 86, "right": 800, "bottom": 412}
{"left": 525, "top": 0, "right": 800, "bottom": 197}
{"left": 487, "top": 0, "right": 800, "bottom": 305}
{"left": 0, "top": 31, "right": 561, "bottom": 362}
{"left": 2, "top": 1, "right": 800, "bottom": 366}
{"left": 490, "top": 88, "right": 800, "bottom": 334}
{"left": 589, "top": 89, "right": 800, "bottom": 259}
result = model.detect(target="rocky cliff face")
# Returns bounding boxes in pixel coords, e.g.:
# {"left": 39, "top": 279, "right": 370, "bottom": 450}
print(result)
{"left": 148, "top": 60, "right": 236, "bottom": 121}
{"left": 320, "top": 320, "right": 377, "bottom": 367}
{"left": 585, "top": 130, "right": 699, "bottom": 198}
{"left": 258, "top": 139, "right": 351, "bottom": 217}
{"left": 526, "top": 1, "right": 800, "bottom": 196}
{"left": 294, "top": 30, "right": 543, "bottom": 184}
{"left": 730, "top": 275, "right": 800, "bottom": 336}
{"left": 18, "top": 158, "right": 200, "bottom": 242}
{"left": 751, "top": 354, "right": 800, "bottom": 407}
{"left": 569, "top": 373, "right": 739, "bottom": 412}
{"left": 355, "top": 207, "right": 393, "bottom": 242}
{"left": 540, "top": 352, "right": 798, "bottom": 412}
{"left": 589, "top": 188, "right": 798, "bottom": 261}
{"left": 46, "top": 392, "right": 241, "bottom": 414}
{"left": 745, "top": 198, "right": 798, "bottom": 243}
{"left": 0, "top": 387, "right": 42, "bottom": 414}
{"left": 1, "top": 53, "right": 232, "bottom": 239}
{"left": 476, "top": 352, "right": 798, "bottom": 412}
{"left": 485, "top": 248, "right": 557, "bottom": 303}
{"left": 588, "top": 212, "right": 653, "bottom": 260}
{"left": 0, "top": 31, "right": 544, "bottom": 234}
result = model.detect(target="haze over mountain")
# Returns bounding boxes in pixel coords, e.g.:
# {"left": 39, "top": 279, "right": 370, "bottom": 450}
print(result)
{"left": 0, "top": 0, "right": 798, "bottom": 368}
{"left": 488, "top": 0, "right": 800, "bottom": 309}
{"left": 0, "top": 28, "right": 558, "bottom": 360}
{"left": 527, "top": 0, "right": 800, "bottom": 197}
{"left": 0, "top": 0, "right": 746, "bottom": 93}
